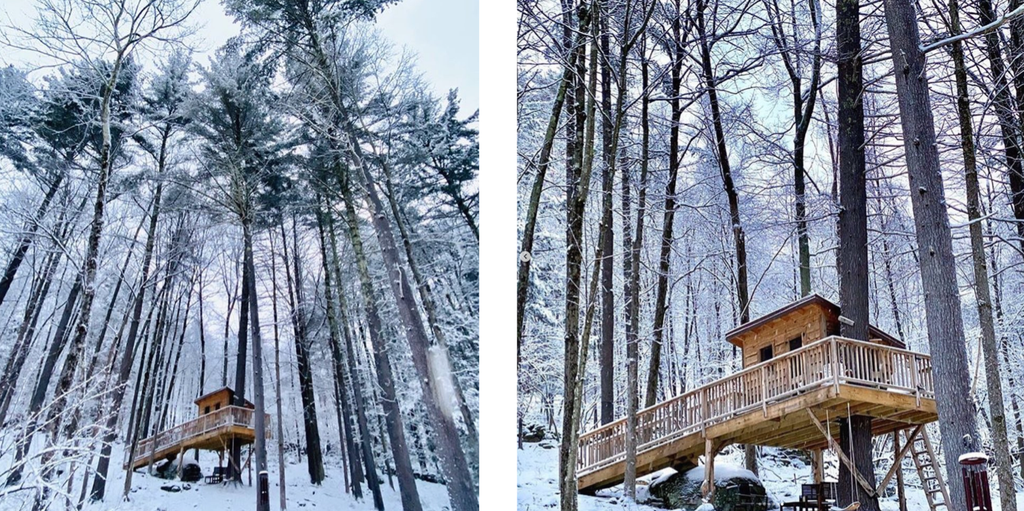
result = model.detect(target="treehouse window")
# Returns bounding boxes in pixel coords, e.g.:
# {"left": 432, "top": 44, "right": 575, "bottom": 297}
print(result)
{"left": 759, "top": 345, "right": 773, "bottom": 362}
{"left": 789, "top": 337, "right": 803, "bottom": 352}
{"left": 215, "top": 403, "right": 221, "bottom": 411}
{"left": 204, "top": 406, "right": 210, "bottom": 414}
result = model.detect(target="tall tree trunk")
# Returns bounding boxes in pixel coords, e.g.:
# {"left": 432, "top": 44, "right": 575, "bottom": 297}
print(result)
{"left": 598, "top": 0, "right": 615, "bottom": 428}
{"left": 269, "top": 229, "right": 288, "bottom": 510}
{"left": 835, "top": 0, "right": 877, "bottom": 504}
{"left": 232, "top": 225, "right": 251, "bottom": 483}
{"left": 326, "top": 215, "right": 383, "bottom": 506}
{"left": 335, "top": 185, "right": 421, "bottom": 511}
{"left": 882, "top": 0, "right": 982, "bottom": 504}
{"left": 243, "top": 219, "right": 270, "bottom": 511}
{"left": 285, "top": 217, "right": 325, "bottom": 485}
{"left": 696, "top": 0, "right": 754, "bottom": 472}
{"left": 561, "top": 5, "right": 596, "bottom": 508}
{"left": 315, "top": 204, "right": 362, "bottom": 500}
{"left": 517, "top": 6, "right": 580, "bottom": 449}
{"left": 645, "top": 0, "right": 684, "bottom": 408}
{"left": 0, "top": 171, "right": 65, "bottom": 311}
{"left": 948, "top": 0, "right": 1017, "bottom": 505}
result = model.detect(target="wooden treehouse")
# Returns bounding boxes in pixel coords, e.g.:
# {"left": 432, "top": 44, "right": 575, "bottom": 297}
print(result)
{"left": 125, "top": 387, "right": 271, "bottom": 475}
{"left": 578, "top": 294, "right": 950, "bottom": 509}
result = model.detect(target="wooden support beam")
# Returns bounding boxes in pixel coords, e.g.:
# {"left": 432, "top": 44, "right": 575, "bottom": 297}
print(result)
{"left": 702, "top": 438, "right": 717, "bottom": 500}
{"left": 894, "top": 431, "right": 908, "bottom": 511}
{"left": 875, "top": 425, "right": 921, "bottom": 494}
{"left": 812, "top": 449, "right": 823, "bottom": 484}
{"left": 804, "top": 409, "right": 876, "bottom": 497}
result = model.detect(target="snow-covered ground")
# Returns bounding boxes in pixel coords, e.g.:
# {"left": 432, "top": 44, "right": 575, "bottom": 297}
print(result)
{"left": 0, "top": 442, "right": 451, "bottom": 511}
{"left": 517, "top": 440, "right": 1024, "bottom": 510}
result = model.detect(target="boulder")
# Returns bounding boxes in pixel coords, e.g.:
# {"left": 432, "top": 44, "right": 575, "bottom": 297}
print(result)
{"left": 159, "top": 484, "right": 181, "bottom": 493}
{"left": 649, "top": 465, "right": 775, "bottom": 511}
{"left": 522, "top": 423, "right": 547, "bottom": 443}
{"left": 180, "top": 461, "right": 202, "bottom": 483}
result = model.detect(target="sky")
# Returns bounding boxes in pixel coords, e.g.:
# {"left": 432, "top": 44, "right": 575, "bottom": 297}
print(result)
{"left": 1, "top": 0, "right": 479, "bottom": 113}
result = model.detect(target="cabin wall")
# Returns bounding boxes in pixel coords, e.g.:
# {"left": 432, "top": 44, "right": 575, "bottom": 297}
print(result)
{"left": 197, "top": 391, "right": 231, "bottom": 415}
{"left": 735, "top": 303, "right": 830, "bottom": 368}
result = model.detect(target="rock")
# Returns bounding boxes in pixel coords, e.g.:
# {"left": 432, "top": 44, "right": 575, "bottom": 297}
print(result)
{"left": 160, "top": 484, "right": 182, "bottom": 493}
{"left": 522, "top": 423, "right": 547, "bottom": 442}
{"left": 538, "top": 439, "right": 558, "bottom": 450}
{"left": 649, "top": 465, "right": 774, "bottom": 511}
{"left": 180, "top": 463, "right": 202, "bottom": 483}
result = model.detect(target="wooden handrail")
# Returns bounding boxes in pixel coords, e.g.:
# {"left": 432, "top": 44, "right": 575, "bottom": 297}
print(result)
{"left": 577, "top": 336, "right": 933, "bottom": 475}
{"left": 133, "top": 406, "right": 271, "bottom": 462}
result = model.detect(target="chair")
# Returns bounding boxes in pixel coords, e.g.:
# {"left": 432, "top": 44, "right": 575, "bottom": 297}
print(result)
{"left": 204, "top": 466, "right": 226, "bottom": 484}
{"left": 781, "top": 482, "right": 838, "bottom": 510}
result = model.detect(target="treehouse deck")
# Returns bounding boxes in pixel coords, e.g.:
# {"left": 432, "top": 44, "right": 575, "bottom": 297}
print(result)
{"left": 577, "top": 336, "right": 938, "bottom": 493}
{"left": 124, "top": 405, "right": 270, "bottom": 471}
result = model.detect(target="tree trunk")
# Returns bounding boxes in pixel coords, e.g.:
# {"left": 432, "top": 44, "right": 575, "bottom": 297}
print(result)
{"left": 598, "top": 0, "right": 615, "bottom": 428}
{"left": 315, "top": 204, "right": 362, "bottom": 499}
{"left": 696, "top": 0, "right": 754, "bottom": 472}
{"left": 269, "top": 230, "right": 288, "bottom": 510}
{"left": 882, "top": 0, "right": 982, "bottom": 504}
{"left": 285, "top": 217, "right": 325, "bottom": 485}
{"left": 243, "top": 219, "right": 270, "bottom": 511}
{"left": 326, "top": 215, "right": 384, "bottom": 506}
{"left": 645, "top": 0, "right": 684, "bottom": 409}
{"left": 946, "top": 2, "right": 1016, "bottom": 506}
{"left": 835, "top": 0, "right": 877, "bottom": 504}
{"left": 0, "top": 171, "right": 64, "bottom": 311}
{"left": 336, "top": 184, "right": 421, "bottom": 511}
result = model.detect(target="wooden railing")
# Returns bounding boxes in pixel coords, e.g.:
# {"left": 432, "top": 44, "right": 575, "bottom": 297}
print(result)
{"left": 577, "top": 336, "right": 934, "bottom": 476}
{"left": 131, "top": 406, "right": 271, "bottom": 463}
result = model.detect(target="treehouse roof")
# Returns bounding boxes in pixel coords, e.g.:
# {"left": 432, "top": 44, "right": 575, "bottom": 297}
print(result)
{"left": 724, "top": 294, "right": 905, "bottom": 349}
{"left": 194, "top": 386, "right": 254, "bottom": 409}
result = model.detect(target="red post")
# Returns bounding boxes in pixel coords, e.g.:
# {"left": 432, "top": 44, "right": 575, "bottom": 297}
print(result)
{"left": 960, "top": 452, "right": 993, "bottom": 511}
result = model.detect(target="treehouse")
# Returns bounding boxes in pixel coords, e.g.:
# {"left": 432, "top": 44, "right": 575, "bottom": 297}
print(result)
{"left": 577, "top": 294, "right": 949, "bottom": 510}
{"left": 124, "top": 386, "right": 270, "bottom": 478}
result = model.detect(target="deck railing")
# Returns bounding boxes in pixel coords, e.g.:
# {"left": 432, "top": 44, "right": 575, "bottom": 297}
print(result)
{"left": 131, "top": 406, "right": 271, "bottom": 464}
{"left": 577, "top": 336, "right": 933, "bottom": 476}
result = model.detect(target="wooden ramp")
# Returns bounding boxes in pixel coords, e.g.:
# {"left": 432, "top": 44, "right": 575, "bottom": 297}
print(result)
{"left": 125, "top": 406, "right": 270, "bottom": 471}
{"left": 577, "top": 336, "right": 939, "bottom": 493}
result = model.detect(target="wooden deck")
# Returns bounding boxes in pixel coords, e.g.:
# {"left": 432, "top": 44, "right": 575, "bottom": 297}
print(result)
{"left": 125, "top": 406, "right": 270, "bottom": 471}
{"left": 577, "top": 336, "right": 938, "bottom": 493}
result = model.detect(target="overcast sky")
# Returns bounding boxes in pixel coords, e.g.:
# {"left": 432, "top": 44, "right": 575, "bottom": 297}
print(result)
{"left": 1, "top": 0, "right": 479, "bottom": 112}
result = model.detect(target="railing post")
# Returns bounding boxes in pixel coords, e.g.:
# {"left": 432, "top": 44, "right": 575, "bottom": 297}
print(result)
{"left": 911, "top": 355, "right": 920, "bottom": 408}
{"left": 831, "top": 337, "right": 841, "bottom": 393}
{"left": 761, "top": 365, "right": 767, "bottom": 417}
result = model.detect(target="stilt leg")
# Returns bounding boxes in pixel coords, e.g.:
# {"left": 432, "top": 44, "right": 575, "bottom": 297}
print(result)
{"left": 895, "top": 431, "right": 907, "bottom": 511}
{"left": 703, "top": 438, "right": 717, "bottom": 501}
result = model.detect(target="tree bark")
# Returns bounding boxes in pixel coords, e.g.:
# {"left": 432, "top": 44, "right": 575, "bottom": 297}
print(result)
{"left": 882, "top": 0, "right": 982, "bottom": 504}
{"left": 336, "top": 183, "right": 422, "bottom": 511}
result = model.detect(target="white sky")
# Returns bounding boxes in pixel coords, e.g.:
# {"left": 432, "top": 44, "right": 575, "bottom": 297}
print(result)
{"left": 1, "top": 0, "right": 479, "bottom": 112}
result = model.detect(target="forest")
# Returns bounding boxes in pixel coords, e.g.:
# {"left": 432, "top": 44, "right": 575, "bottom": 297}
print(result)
{"left": 0, "top": 0, "right": 479, "bottom": 510}
{"left": 516, "top": 0, "right": 1024, "bottom": 509}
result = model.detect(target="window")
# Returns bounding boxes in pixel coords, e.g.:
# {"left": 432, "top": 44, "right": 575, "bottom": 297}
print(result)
{"left": 789, "top": 337, "right": 803, "bottom": 352}
{"left": 215, "top": 403, "right": 221, "bottom": 411}
{"left": 759, "top": 345, "right": 773, "bottom": 362}
{"left": 204, "top": 406, "right": 210, "bottom": 414}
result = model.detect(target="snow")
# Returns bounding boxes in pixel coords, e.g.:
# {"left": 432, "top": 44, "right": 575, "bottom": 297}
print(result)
{"left": 517, "top": 440, "right": 1024, "bottom": 511}
{"left": 428, "top": 345, "right": 457, "bottom": 421}
{"left": 0, "top": 441, "right": 452, "bottom": 511}
{"left": 958, "top": 451, "right": 989, "bottom": 463}
{"left": 682, "top": 463, "right": 758, "bottom": 483}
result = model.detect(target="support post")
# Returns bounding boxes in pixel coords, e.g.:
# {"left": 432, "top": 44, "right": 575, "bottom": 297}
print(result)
{"left": 703, "top": 438, "right": 717, "bottom": 501}
{"left": 894, "top": 431, "right": 907, "bottom": 511}
{"left": 812, "top": 449, "right": 823, "bottom": 484}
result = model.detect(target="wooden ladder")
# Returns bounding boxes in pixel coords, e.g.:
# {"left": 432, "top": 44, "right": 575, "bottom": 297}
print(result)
{"left": 903, "top": 427, "right": 950, "bottom": 511}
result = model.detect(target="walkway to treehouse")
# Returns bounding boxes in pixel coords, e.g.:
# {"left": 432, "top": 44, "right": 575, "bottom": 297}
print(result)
{"left": 577, "top": 336, "right": 939, "bottom": 493}
{"left": 124, "top": 406, "right": 270, "bottom": 471}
